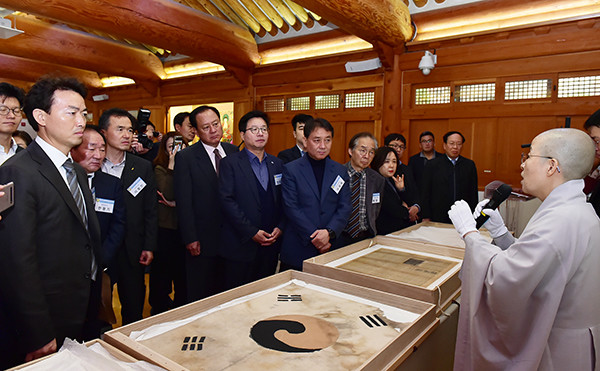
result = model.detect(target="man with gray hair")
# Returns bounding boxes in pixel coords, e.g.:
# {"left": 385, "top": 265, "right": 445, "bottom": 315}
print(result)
{"left": 448, "top": 128, "right": 600, "bottom": 370}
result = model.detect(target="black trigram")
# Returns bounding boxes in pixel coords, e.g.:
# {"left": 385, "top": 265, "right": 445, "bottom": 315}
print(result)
{"left": 181, "top": 336, "right": 205, "bottom": 351}
{"left": 277, "top": 294, "right": 302, "bottom": 302}
{"left": 359, "top": 314, "right": 387, "bottom": 328}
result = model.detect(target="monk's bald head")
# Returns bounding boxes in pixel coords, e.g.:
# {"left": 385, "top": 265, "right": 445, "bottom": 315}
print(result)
{"left": 532, "top": 128, "right": 595, "bottom": 181}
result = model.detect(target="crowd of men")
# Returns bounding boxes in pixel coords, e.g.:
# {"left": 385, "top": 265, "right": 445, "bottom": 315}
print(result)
{"left": 0, "top": 76, "right": 598, "bottom": 370}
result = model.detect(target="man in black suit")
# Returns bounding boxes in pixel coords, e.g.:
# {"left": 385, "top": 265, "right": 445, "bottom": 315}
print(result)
{"left": 71, "top": 125, "right": 125, "bottom": 283}
{"left": 99, "top": 108, "right": 157, "bottom": 325}
{"left": 384, "top": 133, "right": 421, "bottom": 223}
{"left": 277, "top": 113, "right": 312, "bottom": 164}
{"left": 174, "top": 106, "right": 238, "bottom": 302}
{"left": 0, "top": 77, "right": 102, "bottom": 367}
{"left": 338, "top": 132, "right": 385, "bottom": 247}
{"left": 219, "top": 110, "right": 285, "bottom": 290}
{"left": 408, "top": 130, "right": 444, "bottom": 189}
{"left": 583, "top": 108, "right": 600, "bottom": 217}
{"left": 421, "top": 131, "right": 478, "bottom": 223}
{"left": 0, "top": 82, "right": 26, "bottom": 166}
{"left": 173, "top": 111, "right": 196, "bottom": 144}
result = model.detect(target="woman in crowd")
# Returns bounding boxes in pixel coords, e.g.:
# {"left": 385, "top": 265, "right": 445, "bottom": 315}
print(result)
{"left": 371, "top": 146, "right": 412, "bottom": 235}
{"left": 149, "top": 131, "right": 187, "bottom": 314}
{"left": 12, "top": 130, "right": 32, "bottom": 148}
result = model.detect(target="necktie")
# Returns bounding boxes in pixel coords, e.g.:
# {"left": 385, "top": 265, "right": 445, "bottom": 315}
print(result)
{"left": 214, "top": 148, "right": 222, "bottom": 175}
{"left": 63, "top": 159, "right": 97, "bottom": 280}
{"left": 347, "top": 172, "right": 362, "bottom": 238}
{"left": 63, "top": 159, "right": 88, "bottom": 230}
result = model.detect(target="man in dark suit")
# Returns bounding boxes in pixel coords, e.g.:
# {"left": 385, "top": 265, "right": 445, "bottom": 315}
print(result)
{"left": 421, "top": 131, "right": 478, "bottom": 223}
{"left": 277, "top": 113, "right": 313, "bottom": 164}
{"left": 280, "top": 118, "right": 351, "bottom": 271}
{"left": 338, "top": 132, "right": 385, "bottom": 247}
{"left": 99, "top": 108, "right": 157, "bottom": 325}
{"left": 0, "top": 82, "right": 26, "bottom": 166}
{"left": 174, "top": 106, "right": 238, "bottom": 302}
{"left": 0, "top": 77, "right": 102, "bottom": 367}
{"left": 219, "top": 110, "right": 285, "bottom": 290}
{"left": 407, "top": 131, "right": 444, "bottom": 189}
{"left": 71, "top": 125, "right": 126, "bottom": 283}
{"left": 385, "top": 133, "right": 421, "bottom": 222}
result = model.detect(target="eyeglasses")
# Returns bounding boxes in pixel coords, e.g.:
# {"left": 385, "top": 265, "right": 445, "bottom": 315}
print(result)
{"left": 0, "top": 106, "right": 23, "bottom": 116}
{"left": 420, "top": 139, "right": 433, "bottom": 144}
{"left": 246, "top": 127, "right": 269, "bottom": 134}
{"left": 357, "top": 147, "right": 375, "bottom": 157}
{"left": 521, "top": 152, "right": 554, "bottom": 164}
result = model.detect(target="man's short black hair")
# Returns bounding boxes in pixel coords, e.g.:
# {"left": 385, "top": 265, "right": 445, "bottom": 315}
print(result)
{"left": 98, "top": 108, "right": 135, "bottom": 131}
{"left": 419, "top": 131, "right": 435, "bottom": 140}
{"left": 584, "top": 109, "right": 600, "bottom": 130}
{"left": 239, "top": 110, "right": 269, "bottom": 132}
{"left": 189, "top": 106, "right": 220, "bottom": 129}
{"left": 83, "top": 125, "right": 106, "bottom": 143}
{"left": 349, "top": 132, "right": 377, "bottom": 150}
{"left": 12, "top": 130, "right": 32, "bottom": 146}
{"left": 291, "top": 113, "right": 313, "bottom": 130}
{"left": 304, "top": 117, "right": 332, "bottom": 139}
{"left": 24, "top": 76, "right": 87, "bottom": 131}
{"left": 0, "top": 82, "right": 25, "bottom": 106}
{"left": 443, "top": 130, "right": 466, "bottom": 144}
{"left": 173, "top": 112, "right": 190, "bottom": 127}
{"left": 384, "top": 133, "right": 406, "bottom": 146}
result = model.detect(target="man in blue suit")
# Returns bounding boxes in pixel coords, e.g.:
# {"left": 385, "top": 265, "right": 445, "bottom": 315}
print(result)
{"left": 71, "top": 125, "right": 125, "bottom": 283}
{"left": 219, "top": 111, "right": 285, "bottom": 289}
{"left": 280, "top": 118, "right": 351, "bottom": 271}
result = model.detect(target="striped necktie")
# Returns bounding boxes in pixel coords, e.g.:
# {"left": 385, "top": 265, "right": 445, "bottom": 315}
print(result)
{"left": 347, "top": 172, "right": 362, "bottom": 238}
{"left": 63, "top": 159, "right": 97, "bottom": 280}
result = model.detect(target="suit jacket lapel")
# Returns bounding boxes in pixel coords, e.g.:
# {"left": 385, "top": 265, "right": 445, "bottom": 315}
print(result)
{"left": 29, "top": 142, "right": 88, "bottom": 233}
{"left": 265, "top": 154, "right": 280, "bottom": 204}
{"left": 299, "top": 156, "right": 320, "bottom": 200}
{"left": 195, "top": 143, "right": 218, "bottom": 188}
{"left": 239, "top": 151, "right": 260, "bottom": 205}
{"left": 320, "top": 158, "right": 337, "bottom": 207}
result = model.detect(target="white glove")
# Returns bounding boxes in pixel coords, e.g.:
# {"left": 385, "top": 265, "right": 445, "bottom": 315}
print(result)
{"left": 473, "top": 199, "right": 508, "bottom": 238}
{"left": 448, "top": 200, "right": 478, "bottom": 238}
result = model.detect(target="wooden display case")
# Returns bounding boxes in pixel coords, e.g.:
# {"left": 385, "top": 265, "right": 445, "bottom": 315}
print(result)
{"left": 303, "top": 235, "right": 464, "bottom": 313}
{"left": 388, "top": 221, "right": 491, "bottom": 249}
{"left": 8, "top": 339, "right": 139, "bottom": 370}
{"left": 104, "top": 270, "right": 438, "bottom": 371}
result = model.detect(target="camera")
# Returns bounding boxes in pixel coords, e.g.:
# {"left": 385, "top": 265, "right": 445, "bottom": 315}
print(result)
{"left": 136, "top": 108, "right": 154, "bottom": 150}
{"left": 173, "top": 135, "right": 183, "bottom": 153}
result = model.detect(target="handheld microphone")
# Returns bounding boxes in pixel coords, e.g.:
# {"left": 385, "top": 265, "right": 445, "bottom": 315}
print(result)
{"left": 476, "top": 183, "right": 512, "bottom": 229}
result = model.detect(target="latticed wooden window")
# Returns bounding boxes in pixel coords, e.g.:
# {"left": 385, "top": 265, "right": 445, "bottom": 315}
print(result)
{"left": 287, "top": 96, "right": 310, "bottom": 111}
{"left": 504, "top": 79, "right": 551, "bottom": 100}
{"left": 315, "top": 94, "right": 340, "bottom": 109}
{"left": 558, "top": 76, "right": 600, "bottom": 98}
{"left": 345, "top": 91, "right": 375, "bottom": 108}
{"left": 263, "top": 98, "right": 284, "bottom": 112}
{"left": 455, "top": 83, "right": 495, "bottom": 102}
{"left": 414, "top": 86, "right": 451, "bottom": 105}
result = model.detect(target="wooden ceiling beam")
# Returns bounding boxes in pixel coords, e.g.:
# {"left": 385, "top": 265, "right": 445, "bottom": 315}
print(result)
{"left": 239, "top": 0, "right": 274, "bottom": 33}
{"left": 0, "top": 53, "right": 102, "bottom": 88}
{"left": 1, "top": 15, "right": 164, "bottom": 82}
{"left": 284, "top": 0, "right": 309, "bottom": 23}
{"left": 221, "top": 0, "right": 262, "bottom": 34}
{"left": 210, "top": 0, "right": 249, "bottom": 29}
{"left": 194, "top": 0, "right": 230, "bottom": 21}
{"left": 269, "top": 0, "right": 299, "bottom": 28}
{"left": 254, "top": 0, "right": 285, "bottom": 28}
{"left": 293, "top": 0, "right": 412, "bottom": 46}
{"left": 0, "top": 0, "right": 259, "bottom": 69}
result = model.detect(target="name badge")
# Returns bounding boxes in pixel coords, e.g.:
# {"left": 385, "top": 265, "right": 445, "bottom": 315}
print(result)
{"left": 274, "top": 173, "right": 282, "bottom": 186}
{"left": 127, "top": 177, "right": 146, "bottom": 197}
{"left": 372, "top": 193, "right": 381, "bottom": 204}
{"left": 331, "top": 175, "right": 345, "bottom": 194}
{"left": 95, "top": 198, "right": 115, "bottom": 214}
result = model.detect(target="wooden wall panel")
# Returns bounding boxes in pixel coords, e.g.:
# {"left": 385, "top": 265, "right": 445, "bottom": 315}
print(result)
{"left": 264, "top": 122, "right": 291, "bottom": 157}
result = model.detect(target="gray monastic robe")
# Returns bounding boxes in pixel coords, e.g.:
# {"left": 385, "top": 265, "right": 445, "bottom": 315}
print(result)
{"left": 455, "top": 179, "right": 600, "bottom": 370}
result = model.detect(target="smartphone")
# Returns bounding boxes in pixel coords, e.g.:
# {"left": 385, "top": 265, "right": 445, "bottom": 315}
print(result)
{"left": 173, "top": 136, "right": 183, "bottom": 153}
{"left": 0, "top": 182, "right": 14, "bottom": 213}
